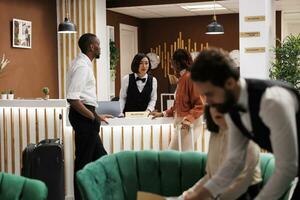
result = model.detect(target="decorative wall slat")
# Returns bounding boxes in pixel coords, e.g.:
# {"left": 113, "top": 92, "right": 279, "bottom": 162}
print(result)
{"left": 57, "top": 0, "right": 98, "bottom": 98}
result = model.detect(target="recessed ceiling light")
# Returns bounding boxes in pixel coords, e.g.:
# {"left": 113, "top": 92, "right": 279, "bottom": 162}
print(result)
{"left": 181, "top": 3, "right": 226, "bottom": 12}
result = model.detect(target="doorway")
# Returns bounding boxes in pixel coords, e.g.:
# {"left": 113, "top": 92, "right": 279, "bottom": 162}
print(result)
{"left": 119, "top": 24, "right": 138, "bottom": 79}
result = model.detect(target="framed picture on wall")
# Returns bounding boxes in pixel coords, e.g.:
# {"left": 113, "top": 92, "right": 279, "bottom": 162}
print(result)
{"left": 12, "top": 18, "right": 32, "bottom": 49}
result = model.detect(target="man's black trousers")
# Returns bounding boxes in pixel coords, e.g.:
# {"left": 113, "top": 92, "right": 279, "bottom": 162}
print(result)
{"left": 69, "top": 106, "right": 107, "bottom": 200}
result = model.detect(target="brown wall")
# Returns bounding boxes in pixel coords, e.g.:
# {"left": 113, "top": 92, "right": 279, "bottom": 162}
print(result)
{"left": 276, "top": 11, "right": 282, "bottom": 44}
{"left": 107, "top": 11, "right": 281, "bottom": 109}
{"left": 107, "top": 10, "right": 142, "bottom": 97}
{"left": 141, "top": 14, "right": 240, "bottom": 53}
{"left": 141, "top": 14, "right": 239, "bottom": 104}
{"left": 0, "top": 0, "right": 58, "bottom": 98}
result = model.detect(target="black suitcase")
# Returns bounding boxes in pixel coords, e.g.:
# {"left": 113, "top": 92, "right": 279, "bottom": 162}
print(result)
{"left": 22, "top": 139, "right": 64, "bottom": 200}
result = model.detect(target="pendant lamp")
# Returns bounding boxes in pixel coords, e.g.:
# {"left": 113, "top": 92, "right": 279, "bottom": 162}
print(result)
{"left": 206, "top": 0, "right": 224, "bottom": 35}
{"left": 58, "top": 0, "right": 76, "bottom": 33}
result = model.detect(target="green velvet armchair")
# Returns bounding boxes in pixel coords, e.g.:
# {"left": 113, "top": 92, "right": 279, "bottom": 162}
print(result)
{"left": 0, "top": 172, "right": 48, "bottom": 200}
{"left": 76, "top": 151, "right": 294, "bottom": 200}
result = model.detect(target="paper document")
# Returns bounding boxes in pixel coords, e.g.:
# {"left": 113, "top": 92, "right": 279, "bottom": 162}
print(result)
{"left": 137, "top": 191, "right": 183, "bottom": 200}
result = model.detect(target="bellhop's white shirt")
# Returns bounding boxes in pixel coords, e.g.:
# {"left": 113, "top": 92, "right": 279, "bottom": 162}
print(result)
{"left": 66, "top": 53, "right": 98, "bottom": 107}
{"left": 119, "top": 73, "right": 157, "bottom": 112}
{"left": 204, "top": 78, "right": 299, "bottom": 200}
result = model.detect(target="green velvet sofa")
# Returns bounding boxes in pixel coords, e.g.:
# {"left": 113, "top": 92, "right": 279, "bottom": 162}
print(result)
{"left": 0, "top": 172, "right": 48, "bottom": 200}
{"left": 76, "top": 151, "right": 294, "bottom": 200}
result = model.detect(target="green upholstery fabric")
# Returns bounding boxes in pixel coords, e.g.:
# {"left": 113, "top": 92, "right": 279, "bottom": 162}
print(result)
{"left": 0, "top": 172, "right": 48, "bottom": 200}
{"left": 77, "top": 151, "right": 293, "bottom": 200}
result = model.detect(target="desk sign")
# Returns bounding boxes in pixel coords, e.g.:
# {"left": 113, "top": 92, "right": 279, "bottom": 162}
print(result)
{"left": 245, "top": 47, "right": 266, "bottom": 53}
{"left": 125, "top": 111, "right": 149, "bottom": 118}
{"left": 240, "top": 32, "right": 260, "bottom": 37}
{"left": 245, "top": 16, "right": 265, "bottom": 22}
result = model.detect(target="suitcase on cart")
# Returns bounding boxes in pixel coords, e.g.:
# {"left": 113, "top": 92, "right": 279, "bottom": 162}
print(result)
{"left": 21, "top": 114, "right": 64, "bottom": 200}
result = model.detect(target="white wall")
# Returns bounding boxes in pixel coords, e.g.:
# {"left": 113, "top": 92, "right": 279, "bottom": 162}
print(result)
{"left": 239, "top": 0, "right": 276, "bottom": 79}
{"left": 96, "top": 1, "right": 110, "bottom": 101}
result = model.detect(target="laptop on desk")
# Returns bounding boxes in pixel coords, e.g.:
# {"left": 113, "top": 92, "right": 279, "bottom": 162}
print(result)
{"left": 96, "top": 101, "right": 121, "bottom": 117}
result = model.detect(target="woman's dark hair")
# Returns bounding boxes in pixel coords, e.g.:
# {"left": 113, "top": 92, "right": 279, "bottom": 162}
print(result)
{"left": 191, "top": 47, "right": 239, "bottom": 87}
{"left": 204, "top": 105, "right": 219, "bottom": 133}
{"left": 172, "top": 49, "right": 193, "bottom": 71}
{"left": 78, "top": 33, "right": 97, "bottom": 54}
{"left": 131, "top": 53, "right": 152, "bottom": 73}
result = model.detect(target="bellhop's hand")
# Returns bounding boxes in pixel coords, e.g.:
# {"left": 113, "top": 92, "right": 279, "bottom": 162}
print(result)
{"left": 99, "top": 114, "right": 114, "bottom": 124}
{"left": 149, "top": 111, "right": 163, "bottom": 119}
{"left": 183, "top": 187, "right": 212, "bottom": 200}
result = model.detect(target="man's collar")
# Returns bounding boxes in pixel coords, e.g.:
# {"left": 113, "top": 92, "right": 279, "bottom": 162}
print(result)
{"left": 79, "top": 53, "right": 93, "bottom": 68}
{"left": 237, "top": 78, "right": 248, "bottom": 112}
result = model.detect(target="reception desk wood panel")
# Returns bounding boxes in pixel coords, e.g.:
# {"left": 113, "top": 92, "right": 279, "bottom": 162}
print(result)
{"left": 0, "top": 100, "right": 67, "bottom": 175}
{"left": 100, "top": 117, "right": 209, "bottom": 154}
{"left": 0, "top": 100, "right": 75, "bottom": 199}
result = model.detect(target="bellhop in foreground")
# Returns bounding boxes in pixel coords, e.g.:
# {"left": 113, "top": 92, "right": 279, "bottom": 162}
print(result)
{"left": 183, "top": 48, "right": 299, "bottom": 200}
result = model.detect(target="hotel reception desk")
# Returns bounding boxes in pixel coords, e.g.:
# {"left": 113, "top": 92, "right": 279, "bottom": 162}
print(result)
{"left": 0, "top": 100, "right": 209, "bottom": 199}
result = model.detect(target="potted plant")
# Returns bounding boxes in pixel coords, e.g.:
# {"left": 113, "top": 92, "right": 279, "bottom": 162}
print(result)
{"left": 109, "top": 40, "right": 119, "bottom": 81}
{"left": 1, "top": 90, "right": 7, "bottom": 100}
{"left": 269, "top": 34, "right": 300, "bottom": 90}
{"left": 42, "top": 87, "right": 50, "bottom": 100}
{"left": 8, "top": 89, "right": 14, "bottom": 100}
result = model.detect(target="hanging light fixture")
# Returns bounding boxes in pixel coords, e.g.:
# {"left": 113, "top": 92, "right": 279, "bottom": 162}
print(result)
{"left": 206, "top": 0, "right": 224, "bottom": 35}
{"left": 58, "top": 0, "right": 76, "bottom": 34}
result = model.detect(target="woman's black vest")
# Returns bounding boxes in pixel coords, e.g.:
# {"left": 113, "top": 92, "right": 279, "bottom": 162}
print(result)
{"left": 123, "top": 73, "right": 153, "bottom": 113}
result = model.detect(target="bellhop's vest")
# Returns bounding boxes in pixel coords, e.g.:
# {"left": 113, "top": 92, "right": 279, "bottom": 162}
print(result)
{"left": 123, "top": 73, "right": 153, "bottom": 113}
{"left": 229, "top": 78, "right": 300, "bottom": 158}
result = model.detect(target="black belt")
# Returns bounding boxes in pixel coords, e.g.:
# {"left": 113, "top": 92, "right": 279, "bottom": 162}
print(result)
{"left": 84, "top": 104, "right": 96, "bottom": 112}
{"left": 83, "top": 105, "right": 98, "bottom": 119}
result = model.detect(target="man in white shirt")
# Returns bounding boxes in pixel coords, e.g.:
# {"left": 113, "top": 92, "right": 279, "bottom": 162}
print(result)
{"left": 184, "top": 48, "right": 299, "bottom": 200}
{"left": 66, "top": 33, "right": 111, "bottom": 200}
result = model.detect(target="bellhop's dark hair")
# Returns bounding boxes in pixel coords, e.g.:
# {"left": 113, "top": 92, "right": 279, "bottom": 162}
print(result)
{"left": 191, "top": 48, "right": 239, "bottom": 87}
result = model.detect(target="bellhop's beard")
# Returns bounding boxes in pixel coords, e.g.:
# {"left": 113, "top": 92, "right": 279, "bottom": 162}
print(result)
{"left": 212, "top": 89, "right": 236, "bottom": 114}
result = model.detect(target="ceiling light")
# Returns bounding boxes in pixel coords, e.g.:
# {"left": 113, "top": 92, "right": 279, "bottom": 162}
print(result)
{"left": 205, "top": 0, "right": 224, "bottom": 35}
{"left": 58, "top": 0, "right": 76, "bottom": 34}
{"left": 181, "top": 3, "right": 226, "bottom": 12}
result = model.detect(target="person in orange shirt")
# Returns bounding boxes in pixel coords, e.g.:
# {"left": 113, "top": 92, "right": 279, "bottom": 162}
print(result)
{"left": 151, "top": 49, "right": 205, "bottom": 151}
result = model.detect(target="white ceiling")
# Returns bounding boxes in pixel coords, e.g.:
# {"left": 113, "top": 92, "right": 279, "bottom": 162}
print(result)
{"left": 108, "top": 0, "right": 300, "bottom": 19}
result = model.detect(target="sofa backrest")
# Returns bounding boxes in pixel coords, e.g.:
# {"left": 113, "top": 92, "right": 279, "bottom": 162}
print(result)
{"left": 76, "top": 151, "right": 206, "bottom": 200}
{"left": 0, "top": 172, "right": 48, "bottom": 200}
{"left": 77, "top": 151, "right": 292, "bottom": 200}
